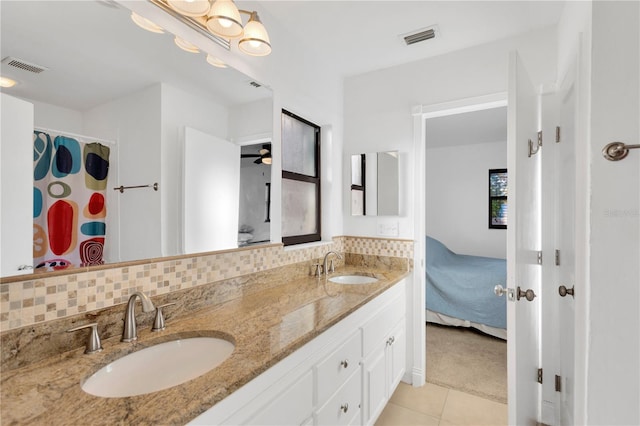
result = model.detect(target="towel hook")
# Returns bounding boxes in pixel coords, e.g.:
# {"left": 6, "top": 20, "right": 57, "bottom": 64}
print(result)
{"left": 602, "top": 141, "right": 640, "bottom": 161}
{"left": 528, "top": 131, "right": 543, "bottom": 158}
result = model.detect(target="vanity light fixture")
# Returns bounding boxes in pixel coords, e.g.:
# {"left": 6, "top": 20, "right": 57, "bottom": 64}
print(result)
{"left": 165, "top": 0, "right": 272, "bottom": 56}
{"left": 0, "top": 76, "right": 17, "bottom": 88}
{"left": 238, "top": 11, "right": 271, "bottom": 56}
{"left": 174, "top": 36, "right": 200, "bottom": 53}
{"left": 131, "top": 12, "right": 165, "bottom": 33}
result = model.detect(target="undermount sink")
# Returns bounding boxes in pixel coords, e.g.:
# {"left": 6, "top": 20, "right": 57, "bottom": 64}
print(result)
{"left": 328, "top": 275, "right": 379, "bottom": 285}
{"left": 82, "top": 336, "right": 234, "bottom": 398}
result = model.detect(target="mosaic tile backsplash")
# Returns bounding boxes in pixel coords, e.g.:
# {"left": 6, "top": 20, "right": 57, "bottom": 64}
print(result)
{"left": 0, "top": 236, "right": 414, "bottom": 332}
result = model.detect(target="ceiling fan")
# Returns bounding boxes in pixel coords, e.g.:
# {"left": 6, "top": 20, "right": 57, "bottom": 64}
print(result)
{"left": 241, "top": 143, "right": 272, "bottom": 165}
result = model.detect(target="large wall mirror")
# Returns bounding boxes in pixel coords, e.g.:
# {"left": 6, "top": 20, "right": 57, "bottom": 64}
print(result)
{"left": 350, "top": 151, "right": 399, "bottom": 216}
{"left": 0, "top": 0, "right": 273, "bottom": 278}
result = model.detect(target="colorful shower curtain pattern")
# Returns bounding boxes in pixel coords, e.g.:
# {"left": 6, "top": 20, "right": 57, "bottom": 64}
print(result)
{"left": 33, "top": 131, "right": 110, "bottom": 271}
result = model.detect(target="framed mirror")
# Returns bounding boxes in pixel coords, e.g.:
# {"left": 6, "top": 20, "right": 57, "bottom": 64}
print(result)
{"left": 350, "top": 151, "right": 399, "bottom": 216}
{"left": 0, "top": 0, "right": 273, "bottom": 278}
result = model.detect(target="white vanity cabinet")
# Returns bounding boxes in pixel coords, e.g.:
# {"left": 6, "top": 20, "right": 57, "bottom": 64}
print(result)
{"left": 189, "top": 279, "right": 406, "bottom": 426}
{"left": 361, "top": 290, "right": 406, "bottom": 425}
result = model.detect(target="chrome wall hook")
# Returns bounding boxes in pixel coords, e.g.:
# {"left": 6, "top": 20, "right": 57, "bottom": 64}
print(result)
{"left": 602, "top": 141, "right": 640, "bottom": 161}
{"left": 528, "top": 131, "right": 543, "bottom": 157}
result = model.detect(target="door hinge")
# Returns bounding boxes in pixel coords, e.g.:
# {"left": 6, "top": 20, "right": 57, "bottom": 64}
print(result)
{"left": 537, "top": 251, "right": 543, "bottom": 265}
{"left": 555, "top": 249, "right": 560, "bottom": 266}
{"left": 538, "top": 368, "right": 543, "bottom": 384}
{"left": 538, "top": 130, "right": 543, "bottom": 146}
{"left": 555, "top": 126, "right": 561, "bottom": 143}
{"left": 555, "top": 375, "right": 562, "bottom": 392}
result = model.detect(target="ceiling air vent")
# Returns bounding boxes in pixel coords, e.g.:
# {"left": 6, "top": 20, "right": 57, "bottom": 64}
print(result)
{"left": 402, "top": 26, "right": 438, "bottom": 46}
{"left": 1, "top": 56, "right": 49, "bottom": 74}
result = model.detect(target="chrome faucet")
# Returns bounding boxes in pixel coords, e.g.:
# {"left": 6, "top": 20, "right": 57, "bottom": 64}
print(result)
{"left": 121, "top": 291, "right": 155, "bottom": 342}
{"left": 323, "top": 251, "right": 343, "bottom": 275}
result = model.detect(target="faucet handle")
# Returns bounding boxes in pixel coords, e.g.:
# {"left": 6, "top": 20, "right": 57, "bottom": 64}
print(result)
{"left": 312, "top": 263, "right": 323, "bottom": 277}
{"left": 152, "top": 303, "right": 176, "bottom": 332}
{"left": 67, "top": 322, "right": 103, "bottom": 354}
{"left": 329, "top": 259, "right": 335, "bottom": 273}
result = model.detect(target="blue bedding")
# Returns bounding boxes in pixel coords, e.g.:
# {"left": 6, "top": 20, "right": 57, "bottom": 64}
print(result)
{"left": 426, "top": 236, "right": 507, "bottom": 329}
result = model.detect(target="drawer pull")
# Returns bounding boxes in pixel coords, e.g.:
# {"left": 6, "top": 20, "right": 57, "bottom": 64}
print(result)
{"left": 340, "top": 359, "right": 349, "bottom": 369}
{"left": 340, "top": 403, "right": 349, "bottom": 413}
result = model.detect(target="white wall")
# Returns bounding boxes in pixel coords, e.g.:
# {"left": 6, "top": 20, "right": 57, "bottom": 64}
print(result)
{"left": 585, "top": 2, "right": 639, "bottom": 424}
{"left": 343, "top": 26, "right": 558, "bottom": 240}
{"left": 426, "top": 141, "right": 507, "bottom": 259}
{"left": 84, "top": 85, "right": 162, "bottom": 263}
{"left": 228, "top": 98, "right": 273, "bottom": 143}
{"left": 30, "top": 99, "right": 83, "bottom": 134}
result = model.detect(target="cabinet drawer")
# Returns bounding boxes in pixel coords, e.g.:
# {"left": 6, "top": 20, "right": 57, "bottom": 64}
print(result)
{"left": 245, "top": 371, "right": 313, "bottom": 425}
{"left": 315, "top": 368, "right": 362, "bottom": 426}
{"left": 315, "top": 330, "right": 362, "bottom": 405}
{"left": 362, "top": 294, "right": 405, "bottom": 356}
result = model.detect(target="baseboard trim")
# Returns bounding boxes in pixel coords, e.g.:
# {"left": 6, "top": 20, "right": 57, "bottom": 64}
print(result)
{"left": 409, "top": 366, "right": 425, "bottom": 387}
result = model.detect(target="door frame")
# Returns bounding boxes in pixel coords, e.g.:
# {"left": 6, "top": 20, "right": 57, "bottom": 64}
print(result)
{"left": 411, "top": 92, "right": 508, "bottom": 387}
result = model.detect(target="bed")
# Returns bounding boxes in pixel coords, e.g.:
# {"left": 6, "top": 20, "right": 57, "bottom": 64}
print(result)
{"left": 426, "top": 236, "right": 507, "bottom": 340}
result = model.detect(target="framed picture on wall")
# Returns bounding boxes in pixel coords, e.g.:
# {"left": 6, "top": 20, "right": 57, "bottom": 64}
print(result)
{"left": 489, "top": 168, "right": 508, "bottom": 229}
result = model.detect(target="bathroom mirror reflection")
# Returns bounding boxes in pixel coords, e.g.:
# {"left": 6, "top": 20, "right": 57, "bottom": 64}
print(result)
{"left": 0, "top": 0, "right": 273, "bottom": 278}
{"left": 350, "top": 151, "right": 399, "bottom": 216}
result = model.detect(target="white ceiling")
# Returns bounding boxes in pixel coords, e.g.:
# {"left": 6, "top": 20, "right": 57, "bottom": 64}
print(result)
{"left": 257, "top": 0, "right": 565, "bottom": 78}
{"left": 0, "top": 0, "right": 271, "bottom": 111}
{"left": 0, "top": 1, "right": 564, "bottom": 116}
{"left": 425, "top": 106, "right": 508, "bottom": 149}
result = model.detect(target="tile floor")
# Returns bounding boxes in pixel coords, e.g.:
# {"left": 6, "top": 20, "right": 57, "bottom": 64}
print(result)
{"left": 375, "top": 382, "right": 508, "bottom": 426}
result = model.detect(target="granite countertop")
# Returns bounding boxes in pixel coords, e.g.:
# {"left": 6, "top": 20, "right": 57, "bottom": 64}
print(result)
{"left": 1, "top": 266, "right": 408, "bottom": 425}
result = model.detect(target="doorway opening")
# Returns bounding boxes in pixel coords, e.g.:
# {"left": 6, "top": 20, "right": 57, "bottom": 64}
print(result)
{"left": 239, "top": 140, "right": 272, "bottom": 247}
{"left": 424, "top": 104, "right": 508, "bottom": 403}
{"left": 412, "top": 92, "right": 507, "bottom": 406}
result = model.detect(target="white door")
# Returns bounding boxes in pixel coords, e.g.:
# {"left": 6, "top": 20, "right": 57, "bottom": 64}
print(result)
{"left": 183, "top": 127, "right": 240, "bottom": 253}
{"left": 506, "top": 51, "right": 542, "bottom": 425}
{"left": 0, "top": 93, "right": 34, "bottom": 276}
{"left": 554, "top": 47, "right": 579, "bottom": 425}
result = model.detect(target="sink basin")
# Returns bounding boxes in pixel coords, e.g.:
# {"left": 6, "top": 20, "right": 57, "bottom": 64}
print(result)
{"left": 82, "top": 337, "right": 234, "bottom": 397}
{"left": 328, "top": 275, "right": 379, "bottom": 285}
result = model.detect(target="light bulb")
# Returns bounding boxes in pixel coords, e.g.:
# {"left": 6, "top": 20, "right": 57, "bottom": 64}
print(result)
{"left": 0, "top": 76, "right": 17, "bottom": 88}
{"left": 219, "top": 17, "right": 233, "bottom": 28}
{"left": 206, "top": 0, "right": 243, "bottom": 38}
{"left": 238, "top": 12, "right": 271, "bottom": 56}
